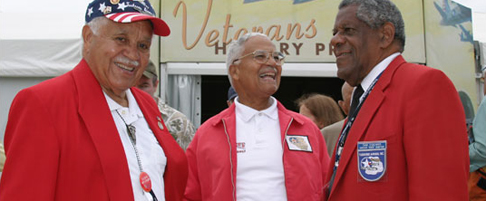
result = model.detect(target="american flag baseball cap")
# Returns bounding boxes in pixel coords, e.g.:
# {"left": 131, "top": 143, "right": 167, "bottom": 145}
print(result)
{"left": 85, "top": 0, "right": 170, "bottom": 36}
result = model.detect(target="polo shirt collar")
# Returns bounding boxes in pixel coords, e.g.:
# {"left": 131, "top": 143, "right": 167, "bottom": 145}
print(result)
{"left": 234, "top": 96, "right": 278, "bottom": 122}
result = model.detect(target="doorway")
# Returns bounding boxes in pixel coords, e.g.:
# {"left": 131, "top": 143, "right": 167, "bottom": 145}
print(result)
{"left": 201, "top": 75, "right": 344, "bottom": 124}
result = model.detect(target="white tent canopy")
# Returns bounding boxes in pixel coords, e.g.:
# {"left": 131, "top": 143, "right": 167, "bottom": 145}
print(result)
{"left": 0, "top": 0, "right": 88, "bottom": 77}
{"left": 0, "top": 39, "right": 82, "bottom": 77}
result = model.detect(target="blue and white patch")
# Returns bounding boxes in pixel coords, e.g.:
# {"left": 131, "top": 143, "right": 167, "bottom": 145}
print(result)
{"left": 357, "top": 141, "right": 386, "bottom": 182}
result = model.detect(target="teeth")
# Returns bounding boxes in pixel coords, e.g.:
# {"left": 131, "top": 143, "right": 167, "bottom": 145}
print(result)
{"left": 116, "top": 63, "right": 135, "bottom": 72}
{"left": 260, "top": 73, "right": 275, "bottom": 78}
{"left": 259, "top": 67, "right": 277, "bottom": 79}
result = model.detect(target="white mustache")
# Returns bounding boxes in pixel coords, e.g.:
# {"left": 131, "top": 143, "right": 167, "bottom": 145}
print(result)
{"left": 262, "top": 66, "right": 277, "bottom": 73}
{"left": 114, "top": 57, "right": 139, "bottom": 67}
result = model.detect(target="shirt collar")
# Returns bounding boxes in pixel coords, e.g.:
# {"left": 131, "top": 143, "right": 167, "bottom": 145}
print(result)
{"left": 104, "top": 88, "right": 143, "bottom": 118}
{"left": 234, "top": 96, "right": 278, "bottom": 122}
{"left": 361, "top": 52, "right": 400, "bottom": 93}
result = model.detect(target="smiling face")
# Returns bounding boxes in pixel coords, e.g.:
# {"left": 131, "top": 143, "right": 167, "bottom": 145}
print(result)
{"left": 230, "top": 35, "right": 282, "bottom": 109}
{"left": 331, "top": 4, "right": 382, "bottom": 86}
{"left": 83, "top": 18, "right": 153, "bottom": 101}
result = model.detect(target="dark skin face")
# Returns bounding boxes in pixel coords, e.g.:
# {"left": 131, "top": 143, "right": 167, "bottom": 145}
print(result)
{"left": 137, "top": 75, "right": 159, "bottom": 97}
{"left": 331, "top": 4, "right": 397, "bottom": 87}
{"left": 82, "top": 19, "right": 153, "bottom": 107}
{"left": 229, "top": 35, "right": 282, "bottom": 111}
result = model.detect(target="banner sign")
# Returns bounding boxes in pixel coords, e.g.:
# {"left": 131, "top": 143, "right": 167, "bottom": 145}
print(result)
{"left": 160, "top": 0, "right": 426, "bottom": 63}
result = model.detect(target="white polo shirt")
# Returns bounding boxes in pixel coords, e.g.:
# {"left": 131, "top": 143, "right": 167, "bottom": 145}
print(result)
{"left": 234, "top": 96, "right": 287, "bottom": 201}
{"left": 105, "top": 89, "right": 166, "bottom": 201}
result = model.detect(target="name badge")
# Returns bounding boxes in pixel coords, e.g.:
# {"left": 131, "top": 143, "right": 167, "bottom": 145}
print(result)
{"left": 236, "top": 142, "right": 246, "bottom": 153}
{"left": 286, "top": 135, "right": 312, "bottom": 152}
{"left": 357, "top": 140, "right": 387, "bottom": 182}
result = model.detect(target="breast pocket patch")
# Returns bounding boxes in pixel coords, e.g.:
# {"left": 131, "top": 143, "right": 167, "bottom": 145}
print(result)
{"left": 357, "top": 140, "right": 387, "bottom": 182}
{"left": 286, "top": 135, "right": 312, "bottom": 152}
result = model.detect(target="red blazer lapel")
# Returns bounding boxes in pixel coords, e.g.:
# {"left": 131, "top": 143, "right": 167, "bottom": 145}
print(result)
{"left": 131, "top": 88, "right": 184, "bottom": 159}
{"left": 132, "top": 88, "right": 188, "bottom": 200}
{"left": 330, "top": 55, "right": 406, "bottom": 196}
{"left": 73, "top": 60, "right": 134, "bottom": 201}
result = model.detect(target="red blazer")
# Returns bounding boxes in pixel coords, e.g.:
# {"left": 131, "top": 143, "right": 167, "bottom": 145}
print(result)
{"left": 0, "top": 60, "right": 188, "bottom": 201}
{"left": 325, "top": 55, "right": 469, "bottom": 200}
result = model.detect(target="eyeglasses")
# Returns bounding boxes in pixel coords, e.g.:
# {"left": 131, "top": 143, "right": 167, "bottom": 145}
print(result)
{"left": 233, "top": 50, "right": 285, "bottom": 65}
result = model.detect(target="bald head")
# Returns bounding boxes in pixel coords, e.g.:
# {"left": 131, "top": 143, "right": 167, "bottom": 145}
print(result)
{"left": 338, "top": 82, "right": 353, "bottom": 115}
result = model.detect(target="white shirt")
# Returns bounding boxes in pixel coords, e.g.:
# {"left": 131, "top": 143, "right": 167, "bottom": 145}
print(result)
{"left": 357, "top": 52, "right": 401, "bottom": 102}
{"left": 104, "top": 89, "right": 166, "bottom": 201}
{"left": 234, "top": 97, "right": 287, "bottom": 201}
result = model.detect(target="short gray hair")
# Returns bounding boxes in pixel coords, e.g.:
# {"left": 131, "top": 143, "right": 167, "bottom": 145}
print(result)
{"left": 339, "top": 0, "right": 406, "bottom": 52}
{"left": 225, "top": 32, "right": 270, "bottom": 85}
{"left": 86, "top": 17, "right": 109, "bottom": 36}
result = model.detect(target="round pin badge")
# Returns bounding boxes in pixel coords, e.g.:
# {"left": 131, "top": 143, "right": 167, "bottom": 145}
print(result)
{"left": 139, "top": 172, "right": 152, "bottom": 192}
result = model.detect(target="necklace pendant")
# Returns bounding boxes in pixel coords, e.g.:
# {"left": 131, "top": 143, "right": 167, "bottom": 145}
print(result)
{"left": 140, "top": 171, "right": 152, "bottom": 192}
{"left": 127, "top": 124, "right": 137, "bottom": 144}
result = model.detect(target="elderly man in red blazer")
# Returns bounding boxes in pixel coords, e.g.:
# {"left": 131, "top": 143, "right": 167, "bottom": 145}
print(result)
{"left": 325, "top": 0, "right": 469, "bottom": 200}
{"left": 0, "top": 0, "right": 187, "bottom": 200}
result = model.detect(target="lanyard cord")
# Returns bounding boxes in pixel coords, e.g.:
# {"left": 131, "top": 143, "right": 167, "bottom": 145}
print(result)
{"left": 115, "top": 110, "right": 158, "bottom": 201}
{"left": 116, "top": 110, "right": 144, "bottom": 173}
{"left": 328, "top": 72, "right": 383, "bottom": 193}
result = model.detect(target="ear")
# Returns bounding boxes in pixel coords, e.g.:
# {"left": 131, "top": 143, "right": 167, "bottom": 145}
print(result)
{"left": 229, "top": 64, "right": 239, "bottom": 81}
{"left": 82, "top": 25, "right": 94, "bottom": 55}
{"left": 337, "top": 100, "right": 343, "bottom": 108}
{"left": 338, "top": 100, "right": 347, "bottom": 115}
{"left": 379, "top": 22, "right": 395, "bottom": 49}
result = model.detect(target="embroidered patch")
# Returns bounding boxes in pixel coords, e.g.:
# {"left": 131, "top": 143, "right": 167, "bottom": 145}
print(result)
{"left": 286, "top": 135, "right": 312, "bottom": 152}
{"left": 236, "top": 142, "right": 246, "bottom": 153}
{"left": 357, "top": 141, "right": 387, "bottom": 182}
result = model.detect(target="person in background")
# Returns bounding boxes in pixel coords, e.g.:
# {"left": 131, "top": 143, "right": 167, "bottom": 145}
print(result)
{"left": 296, "top": 93, "right": 344, "bottom": 130}
{"left": 325, "top": 0, "right": 469, "bottom": 200}
{"left": 227, "top": 86, "right": 238, "bottom": 107}
{"left": 0, "top": 0, "right": 188, "bottom": 200}
{"left": 184, "top": 32, "right": 330, "bottom": 201}
{"left": 469, "top": 65, "right": 486, "bottom": 200}
{"left": 321, "top": 82, "right": 353, "bottom": 156}
{"left": 137, "top": 60, "right": 196, "bottom": 151}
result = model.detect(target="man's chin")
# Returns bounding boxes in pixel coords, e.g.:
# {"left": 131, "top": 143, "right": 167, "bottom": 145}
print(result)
{"left": 336, "top": 69, "right": 348, "bottom": 80}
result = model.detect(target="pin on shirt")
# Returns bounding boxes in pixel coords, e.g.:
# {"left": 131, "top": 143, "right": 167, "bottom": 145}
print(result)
{"left": 156, "top": 116, "right": 164, "bottom": 130}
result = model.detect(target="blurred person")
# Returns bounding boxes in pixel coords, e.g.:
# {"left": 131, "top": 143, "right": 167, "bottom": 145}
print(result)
{"left": 337, "top": 82, "right": 353, "bottom": 117}
{"left": 184, "top": 32, "right": 330, "bottom": 201}
{"left": 325, "top": 0, "right": 469, "bottom": 200}
{"left": 295, "top": 93, "right": 344, "bottom": 129}
{"left": 0, "top": 0, "right": 188, "bottom": 200}
{"left": 227, "top": 86, "right": 238, "bottom": 107}
{"left": 137, "top": 60, "right": 196, "bottom": 151}
{"left": 321, "top": 82, "right": 353, "bottom": 156}
{"left": 469, "top": 65, "right": 486, "bottom": 200}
